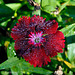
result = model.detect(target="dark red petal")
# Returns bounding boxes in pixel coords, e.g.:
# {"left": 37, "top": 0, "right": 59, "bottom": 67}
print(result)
{"left": 43, "top": 20, "right": 58, "bottom": 35}
{"left": 14, "top": 37, "right": 29, "bottom": 51}
{"left": 11, "top": 17, "right": 31, "bottom": 40}
{"left": 22, "top": 16, "right": 30, "bottom": 25}
{"left": 23, "top": 48, "right": 51, "bottom": 67}
{"left": 44, "top": 31, "right": 65, "bottom": 57}
{"left": 18, "top": 16, "right": 30, "bottom": 26}
{"left": 30, "top": 15, "right": 45, "bottom": 25}
{"left": 11, "top": 28, "right": 27, "bottom": 40}
{"left": 28, "top": 15, "right": 46, "bottom": 32}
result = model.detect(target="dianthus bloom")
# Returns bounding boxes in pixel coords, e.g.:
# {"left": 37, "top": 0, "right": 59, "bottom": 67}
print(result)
{"left": 11, "top": 15, "right": 65, "bottom": 67}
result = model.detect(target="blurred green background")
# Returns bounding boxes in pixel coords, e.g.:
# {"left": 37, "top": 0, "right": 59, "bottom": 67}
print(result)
{"left": 0, "top": 0, "right": 75, "bottom": 75}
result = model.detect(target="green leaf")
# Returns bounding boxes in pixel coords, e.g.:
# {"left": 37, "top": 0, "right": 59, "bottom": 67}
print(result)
{"left": 0, "top": 0, "right": 4, "bottom": 4}
{"left": 0, "top": 19, "right": 10, "bottom": 27}
{"left": 41, "top": 0, "right": 56, "bottom": 13}
{"left": 42, "top": 5, "right": 56, "bottom": 13}
{"left": 66, "top": 29, "right": 75, "bottom": 63}
{"left": 42, "top": 0, "right": 56, "bottom": 7}
{"left": 0, "top": 5, "right": 14, "bottom": 23}
{"left": 5, "top": 3, "right": 22, "bottom": 11}
{"left": 68, "top": 1, "right": 75, "bottom": 6}
{"left": 19, "top": 59, "right": 53, "bottom": 74}
{"left": 68, "top": 71, "right": 73, "bottom": 75}
{"left": 60, "top": 23, "right": 75, "bottom": 37}
{"left": 0, "top": 57, "right": 19, "bottom": 70}
{"left": 60, "top": 23, "right": 75, "bottom": 66}
{"left": 7, "top": 42, "right": 16, "bottom": 58}
{"left": 67, "top": 43, "right": 75, "bottom": 62}
{"left": 0, "top": 56, "right": 53, "bottom": 74}
{"left": 1, "top": 71, "right": 9, "bottom": 75}
{"left": 42, "top": 0, "right": 49, "bottom": 7}
{"left": 49, "top": 0, "right": 56, "bottom": 8}
{"left": 27, "top": 3, "right": 34, "bottom": 10}
{"left": 11, "top": 64, "right": 23, "bottom": 75}
{"left": 56, "top": 1, "right": 61, "bottom": 7}
{"left": 0, "top": 5, "right": 14, "bottom": 17}
{"left": 71, "top": 67, "right": 75, "bottom": 72}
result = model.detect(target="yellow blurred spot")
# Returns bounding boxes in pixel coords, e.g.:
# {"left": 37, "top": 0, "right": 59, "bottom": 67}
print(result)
{"left": 57, "top": 57, "right": 64, "bottom": 61}
{"left": 57, "top": 57, "right": 75, "bottom": 69}
{"left": 4, "top": 41, "right": 10, "bottom": 48}
{"left": 63, "top": 60, "right": 75, "bottom": 68}
{"left": 7, "top": 28, "right": 10, "bottom": 31}
{"left": 20, "top": 0, "right": 23, "bottom": 1}
{"left": 66, "top": 25, "right": 68, "bottom": 27}
{"left": 23, "top": 71, "right": 25, "bottom": 74}
{"left": 27, "top": 72, "right": 30, "bottom": 75}
{"left": 14, "top": 12, "right": 17, "bottom": 17}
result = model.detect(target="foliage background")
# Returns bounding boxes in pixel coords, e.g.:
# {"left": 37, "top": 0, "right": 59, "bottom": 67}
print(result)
{"left": 0, "top": 0, "right": 75, "bottom": 75}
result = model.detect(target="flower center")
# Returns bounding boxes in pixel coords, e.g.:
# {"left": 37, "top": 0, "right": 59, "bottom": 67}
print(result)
{"left": 35, "top": 38, "right": 40, "bottom": 43}
{"left": 28, "top": 32, "right": 46, "bottom": 46}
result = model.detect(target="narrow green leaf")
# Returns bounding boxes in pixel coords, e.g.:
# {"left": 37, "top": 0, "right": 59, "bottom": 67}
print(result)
{"left": 59, "top": 1, "right": 69, "bottom": 13}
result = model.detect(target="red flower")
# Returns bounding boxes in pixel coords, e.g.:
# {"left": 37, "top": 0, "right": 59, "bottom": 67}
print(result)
{"left": 11, "top": 15, "right": 65, "bottom": 67}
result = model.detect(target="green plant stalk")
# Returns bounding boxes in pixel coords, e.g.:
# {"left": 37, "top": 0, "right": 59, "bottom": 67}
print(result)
{"left": 32, "top": 0, "right": 41, "bottom": 16}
